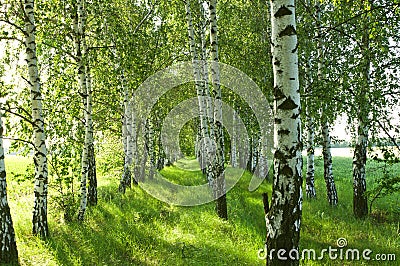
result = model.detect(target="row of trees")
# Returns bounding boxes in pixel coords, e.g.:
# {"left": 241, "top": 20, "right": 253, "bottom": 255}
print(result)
{"left": 0, "top": 0, "right": 399, "bottom": 264}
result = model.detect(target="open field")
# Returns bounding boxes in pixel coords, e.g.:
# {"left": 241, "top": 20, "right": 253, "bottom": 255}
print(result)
{"left": 3, "top": 155, "right": 399, "bottom": 265}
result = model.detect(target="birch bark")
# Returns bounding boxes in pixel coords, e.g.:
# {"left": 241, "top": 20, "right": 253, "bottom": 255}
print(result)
{"left": 209, "top": 0, "right": 227, "bottom": 220}
{"left": 353, "top": 1, "right": 370, "bottom": 218}
{"left": 0, "top": 111, "right": 18, "bottom": 263}
{"left": 265, "top": 1, "right": 302, "bottom": 264}
{"left": 305, "top": 60, "right": 316, "bottom": 199}
{"left": 24, "top": 0, "right": 49, "bottom": 237}
{"left": 316, "top": 1, "right": 337, "bottom": 206}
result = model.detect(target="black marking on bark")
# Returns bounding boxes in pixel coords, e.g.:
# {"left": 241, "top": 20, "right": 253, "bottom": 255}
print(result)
{"left": 281, "top": 165, "right": 293, "bottom": 176}
{"left": 274, "top": 6, "right": 292, "bottom": 18}
{"left": 274, "top": 60, "right": 281, "bottom": 66}
{"left": 290, "top": 78, "right": 296, "bottom": 80}
{"left": 278, "top": 97, "right": 298, "bottom": 110}
{"left": 274, "top": 87, "right": 285, "bottom": 100}
{"left": 275, "top": 150, "right": 285, "bottom": 160}
{"left": 277, "top": 70, "right": 283, "bottom": 74}
{"left": 291, "top": 113, "right": 300, "bottom": 119}
{"left": 278, "top": 129, "right": 290, "bottom": 136}
{"left": 292, "top": 42, "right": 299, "bottom": 53}
{"left": 279, "top": 25, "right": 297, "bottom": 37}
{"left": 275, "top": 118, "right": 282, "bottom": 124}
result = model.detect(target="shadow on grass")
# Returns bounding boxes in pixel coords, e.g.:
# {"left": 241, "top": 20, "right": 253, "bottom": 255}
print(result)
{"left": 44, "top": 182, "right": 265, "bottom": 266}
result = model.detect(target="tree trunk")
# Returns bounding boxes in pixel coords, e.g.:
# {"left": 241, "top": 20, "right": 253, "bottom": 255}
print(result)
{"left": 353, "top": 120, "right": 368, "bottom": 218}
{"left": 119, "top": 71, "right": 132, "bottom": 193}
{"left": 148, "top": 120, "right": 155, "bottom": 179}
{"left": 131, "top": 108, "right": 139, "bottom": 185}
{"left": 353, "top": 0, "right": 370, "bottom": 219}
{"left": 209, "top": 0, "right": 227, "bottom": 220}
{"left": 86, "top": 69, "right": 97, "bottom": 206}
{"left": 321, "top": 118, "right": 338, "bottom": 205}
{"left": 24, "top": 0, "right": 49, "bottom": 238}
{"left": 185, "top": 0, "right": 215, "bottom": 185}
{"left": 305, "top": 60, "right": 316, "bottom": 199}
{"left": 258, "top": 133, "right": 268, "bottom": 179}
{"left": 266, "top": 1, "right": 302, "bottom": 265}
{"left": 0, "top": 112, "right": 19, "bottom": 264}
{"left": 77, "top": 0, "right": 89, "bottom": 221}
{"left": 315, "top": 0, "right": 337, "bottom": 206}
{"left": 231, "top": 111, "right": 238, "bottom": 168}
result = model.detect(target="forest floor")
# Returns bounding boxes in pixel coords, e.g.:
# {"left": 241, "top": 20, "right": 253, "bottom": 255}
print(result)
{"left": 3, "top": 155, "right": 400, "bottom": 266}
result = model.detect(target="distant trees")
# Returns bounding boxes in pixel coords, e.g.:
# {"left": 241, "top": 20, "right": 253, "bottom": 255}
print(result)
{"left": 184, "top": 0, "right": 227, "bottom": 219}
{"left": 324, "top": 0, "right": 400, "bottom": 217}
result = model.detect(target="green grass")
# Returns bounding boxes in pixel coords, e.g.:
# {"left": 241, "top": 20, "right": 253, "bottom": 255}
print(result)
{"left": 3, "top": 155, "right": 400, "bottom": 265}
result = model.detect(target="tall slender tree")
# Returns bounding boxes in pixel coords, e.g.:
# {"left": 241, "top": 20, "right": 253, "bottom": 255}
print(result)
{"left": 352, "top": 0, "right": 371, "bottom": 218}
{"left": 209, "top": 0, "right": 227, "bottom": 220}
{"left": 265, "top": 1, "right": 302, "bottom": 265}
{"left": 304, "top": 59, "right": 316, "bottom": 198}
{"left": 76, "top": 0, "right": 90, "bottom": 221}
{"left": 24, "top": 0, "right": 49, "bottom": 238}
{"left": 119, "top": 69, "right": 133, "bottom": 193}
{"left": 316, "top": 1, "right": 337, "bottom": 206}
{"left": 86, "top": 67, "right": 97, "bottom": 206}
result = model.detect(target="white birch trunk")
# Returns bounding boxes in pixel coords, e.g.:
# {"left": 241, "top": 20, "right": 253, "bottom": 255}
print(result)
{"left": 119, "top": 71, "right": 132, "bottom": 193}
{"left": 24, "top": 0, "right": 49, "bottom": 238}
{"left": 198, "top": 0, "right": 214, "bottom": 144}
{"left": 266, "top": 1, "right": 302, "bottom": 265}
{"left": 86, "top": 69, "right": 97, "bottom": 206}
{"left": 185, "top": 0, "right": 213, "bottom": 183}
{"left": 305, "top": 60, "right": 316, "bottom": 199}
{"left": 353, "top": 119, "right": 368, "bottom": 217}
{"left": 258, "top": 133, "right": 268, "bottom": 179}
{"left": 131, "top": 107, "right": 139, "bottom": 184}
{"left": 148, "top": 119, "right": 155, "bottom": 179}
{"left": 321, "top": 117, "right": 338, "bottom": 205}
{"left": 353, "top": 5, "right": 370, "bottom": 218}
{"left": 209, "top": 0, "right": 227, "bottom": 220}
{"left": 231, "top": 111, "right": 238, "bottom": 168}
{"left": 77, "top": 0, "right": 89, "bottom": 221}
{"left": 0, "top": 111, "right": 19, "bottom": 263}
{"left": 316, "top": 0, "right": 337, "bottom": 206}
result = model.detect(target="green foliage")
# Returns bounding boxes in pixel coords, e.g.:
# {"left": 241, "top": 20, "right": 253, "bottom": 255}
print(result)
{"left": 367, "top": 149, "right": 400, "bottom": 213}
{"left": 8, "top": 161, "right": 34, "bottom": 184}
{"left": 96, "top": 133, "right": 124, "bottom": 177}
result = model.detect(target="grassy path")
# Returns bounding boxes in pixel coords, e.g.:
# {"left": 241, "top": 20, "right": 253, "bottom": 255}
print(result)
{"left": 2, "top": 156, "right": 399, "bottom": 265}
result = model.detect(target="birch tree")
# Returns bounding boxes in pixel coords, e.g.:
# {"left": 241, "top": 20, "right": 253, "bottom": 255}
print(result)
{"left": 75, "top": 0, "right": 90, "bottom": 221}
{"left": 265, "top": 1, "right": 302, "bottom": 265}
{"left": 322, "top": 0, "right": 400, "bottom": 217}
{"left": 184, "top": 0, "right": 214, "bottom": 186}
{"left": 119, "top": 70, "right": 133, "bottom": 193}
{"left": 316, "top": 1, "right": 337, "bottom": 206}
{"left": 304, "top": 59, "right": 316, "bottom": 198}
{"left": 352, "top": 0, "right": 370, "bottom": 218}
{"left": 0, "top": 110, "right": 18, "bottom": 264}
{"left": 209, "top": 0, "right": 227, "bottom": 220}
{"left": 86, "top": 68, "right": 97, "bottom": 206}
{"left": 24, "top": 0, "right": 49, "bottom": 238}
